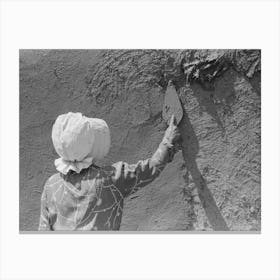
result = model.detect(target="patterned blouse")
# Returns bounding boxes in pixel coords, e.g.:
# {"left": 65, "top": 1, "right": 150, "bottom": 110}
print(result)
{"left": 38, "top": 137, "right": 175, "bottom": 231}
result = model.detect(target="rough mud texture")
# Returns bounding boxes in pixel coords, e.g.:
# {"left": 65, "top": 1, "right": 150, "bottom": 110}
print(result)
{"left": 20, "top": 49, "right": 261, "bottom": 231}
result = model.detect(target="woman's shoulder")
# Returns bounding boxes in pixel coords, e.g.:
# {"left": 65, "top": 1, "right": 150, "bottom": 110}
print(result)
{"left": 44, "top": 172, "right": 64, "bottom": 190}
{"left": 87, "top": 162, "right": 124, "bottom": 180}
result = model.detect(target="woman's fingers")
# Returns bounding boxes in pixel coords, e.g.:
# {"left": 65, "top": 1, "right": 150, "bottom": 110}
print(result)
{"left": 169, "top": 114, "right": 177, "bottom": 126}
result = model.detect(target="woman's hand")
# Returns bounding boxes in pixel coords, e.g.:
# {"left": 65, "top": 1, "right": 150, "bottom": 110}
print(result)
{"left": 164, "top": 114, "right": 181, "bottom": 147}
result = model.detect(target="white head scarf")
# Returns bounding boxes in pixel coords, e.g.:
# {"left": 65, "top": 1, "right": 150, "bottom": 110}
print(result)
{"left": 52, "top": 112, "right": 110, "bottom": 174}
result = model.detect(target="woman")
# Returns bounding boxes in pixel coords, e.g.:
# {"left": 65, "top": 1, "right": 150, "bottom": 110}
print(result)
{"left": 39, "top": 112, "right": 180, "bottom": 231}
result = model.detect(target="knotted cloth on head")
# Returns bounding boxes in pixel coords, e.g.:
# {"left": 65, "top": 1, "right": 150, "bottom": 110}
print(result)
{"left": 52, "top": 112, "right": 110, "bottom": 174}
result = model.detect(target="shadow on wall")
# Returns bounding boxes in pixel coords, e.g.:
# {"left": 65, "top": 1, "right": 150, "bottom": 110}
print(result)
{"left": 179, "top": 85, "right": 229, "bottom": 231}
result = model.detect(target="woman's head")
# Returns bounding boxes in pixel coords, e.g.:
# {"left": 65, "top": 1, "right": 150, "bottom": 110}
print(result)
{"left": 52, "top": 112, "right": 110, "bottom": 174}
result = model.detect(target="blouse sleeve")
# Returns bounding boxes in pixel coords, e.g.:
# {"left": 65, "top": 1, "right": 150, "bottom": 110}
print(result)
{"left": 111, "top": 137, "right": 176, "bottom": 197}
